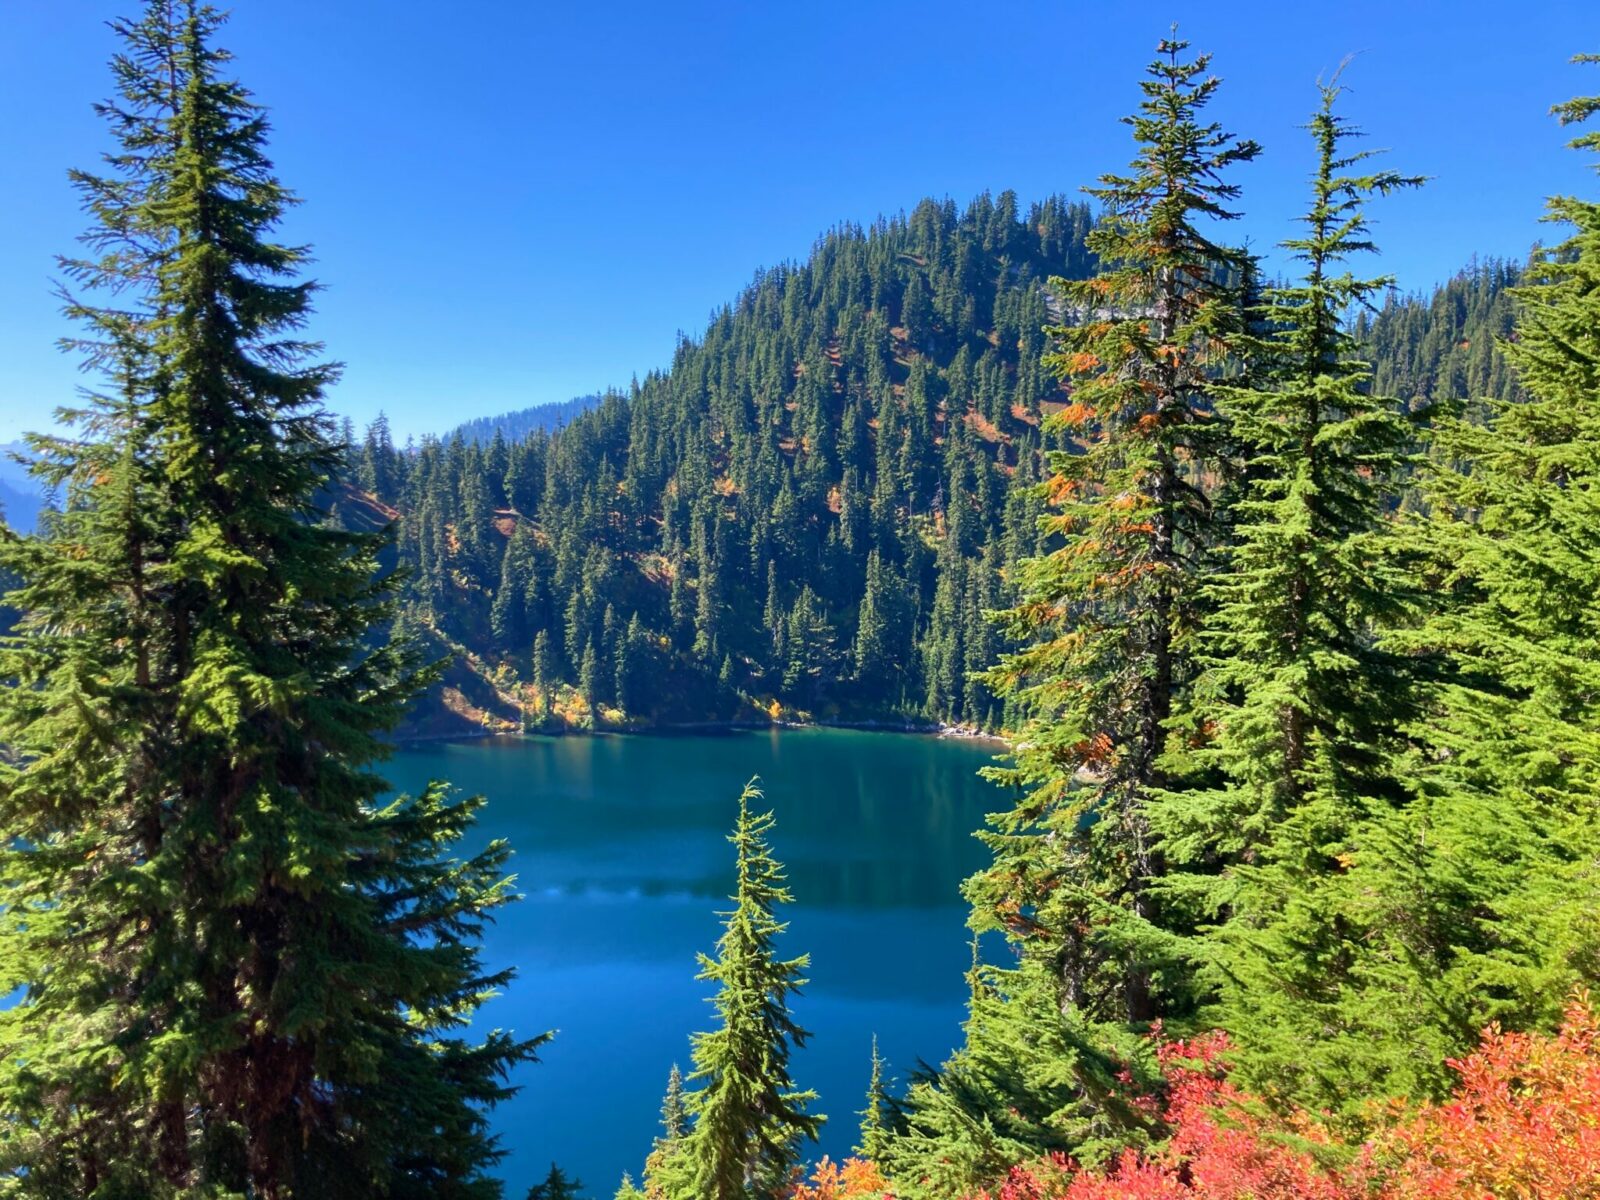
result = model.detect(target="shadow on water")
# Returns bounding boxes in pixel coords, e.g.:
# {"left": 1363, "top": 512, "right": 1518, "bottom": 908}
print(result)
{"left": 386, "top": 727, "right": 1008, "bottom": 1195}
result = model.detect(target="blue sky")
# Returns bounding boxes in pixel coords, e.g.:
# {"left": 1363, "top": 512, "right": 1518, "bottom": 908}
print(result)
{"left": 2, "top": 1, "right": 1597, "bottom": 443}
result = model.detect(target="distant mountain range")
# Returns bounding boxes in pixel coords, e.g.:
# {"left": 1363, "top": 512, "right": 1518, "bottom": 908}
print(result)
{"left": 446, "top": 394, "right": 601, "bottom": 444}
{"left": 0, "top": 393, "right": 605, "bottom": 535}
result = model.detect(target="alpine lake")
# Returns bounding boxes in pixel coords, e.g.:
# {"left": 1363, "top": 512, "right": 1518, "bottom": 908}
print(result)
{"left": 386, "top": 727, "right": 1005, "bottom": 1195}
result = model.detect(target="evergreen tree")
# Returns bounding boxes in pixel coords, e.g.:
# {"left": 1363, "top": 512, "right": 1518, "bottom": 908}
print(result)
{"left": 661, "top": 1063, "right": 688, "bottom": 1143}
{"left": 1314, "top": 54, "right": 1600, "bottom": 1116}
{"left": 579, "top": 639, "right": 600, "bottom": 720}
{"left": 782, "top": 585, "right": 837, "bottom": 706}
{"left": 855, "top": 1036, "right": 890, "bottom": 1163}
{"left": 492, "top": 525, "right": 535, "bottom": 649}
{"left": 526, "top": 1163, "right": 586, "bottom": 1200}
{"left": 904, "top": 35, "right": 1259, "bottom": 1186}
{"left": 853, "top": 551, "right": 892, "bottom": 687}
{"left": 0, "top": 6, "right": 539, "bottom": 1194}
{"left": 533, "top": 627, "right": 554, "bottom": 718}
{"left": 615, "top": 613, "right": 645, "bottom": 716}
{"left": 980, "top": 30, "right": 1257, "bottom": 1023}
{"left": 666, "top": 780, "right": 821, "bottom": 1200}
{"left": 1169, "top": 80, "right": 1425, "bottom": 1111}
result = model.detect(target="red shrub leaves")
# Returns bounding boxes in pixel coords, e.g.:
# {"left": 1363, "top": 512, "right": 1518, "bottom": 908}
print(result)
{"left": 1377, "top": 993, "right": 1600, "bottom": 1199}
{"left": 940, "top": 997, "right": 1600, "bottom": 1199}
{"left": 960, "top": 1034, "right": 1355, "bottom": 1200}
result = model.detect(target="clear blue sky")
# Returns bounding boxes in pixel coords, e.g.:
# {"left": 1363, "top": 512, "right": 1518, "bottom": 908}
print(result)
{"left": 3, "top": 1, "right": 1597, "bottom": 443}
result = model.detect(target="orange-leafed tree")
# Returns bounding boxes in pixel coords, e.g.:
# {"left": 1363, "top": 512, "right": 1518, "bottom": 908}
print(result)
{"left": 901, "top": 33, "right": 1262, "bottom": 1189}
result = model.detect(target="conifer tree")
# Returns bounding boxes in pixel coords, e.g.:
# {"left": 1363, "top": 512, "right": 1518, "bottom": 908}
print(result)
{"left": 852, "top": 551, "right": 892, "bottom": 688}
{"left": 1314, "top": 53, "right": 1600, "bottom": 1116}
{"left": 0, "top": 5, "right": 539, "bottom": 1194}
{"left": 975, "top": 29, "right": 1258, "bottom": 1029}
{"left": 665, "top": 780, "right": 821, "bottom": 1200}
{"left": 580, "top": 639, "right": 600, "bottom": 720}
{"left": 660, "top": 1063, "right": 688, "bottom": 1143}
{"left": 526, "top": 1164, "right": 586, "bottom": 1200}
{"left": 1165, "top": 80, "right": 1424, "bottom": 1107}
{"left": 855, "top": 1036, "right": 890, "bottom": 1162}
{"left": 533, "top": 628, "right": 554, "bottom": 719}
{"left": 911, "top": 37, "right": 1259, "bottom": 1185}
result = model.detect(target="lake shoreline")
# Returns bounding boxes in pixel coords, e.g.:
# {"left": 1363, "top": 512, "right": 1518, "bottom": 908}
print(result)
{"left": 393, "top": 715, "right": 1011, "bottom": 750}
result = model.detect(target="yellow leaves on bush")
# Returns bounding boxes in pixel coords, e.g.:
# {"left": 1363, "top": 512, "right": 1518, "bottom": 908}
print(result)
{"left": 790, "top": 1156, "right": 893, "bottom": 1199}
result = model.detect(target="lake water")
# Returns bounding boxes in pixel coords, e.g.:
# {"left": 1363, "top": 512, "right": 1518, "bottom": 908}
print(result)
{"left": 386, "top": 727, "right": 1004, "bottom": 1196}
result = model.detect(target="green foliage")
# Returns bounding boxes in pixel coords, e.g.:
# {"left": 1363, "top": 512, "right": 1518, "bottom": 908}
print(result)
{"left": 654, "top": 780, "right": 822, "bottom": 1200}
{"left": 660, "top": 1064, "right": 688, "bottom": 1144}
{"left": 881, "top": 954, "right": 1164, "bottom": 1198}
{"left": 1308, "top": 52, "right": 1600, "bottom": 1116}
{"left": 1358, "top": 259, "right": 1525, "bottom": 415}
{"left": 349, "top": 194, "right": 1099, "bottom": 731}
{"left": 525, "top": 1164, "right": 586, "bottom": 1200}
{"left": 1166, "top": 79, "right": 1427, "bottom": 1116}
{"left": 854, "top": 1036, "right": 890, "bottom": 1163}
{"left": 13, "top": 7, "right": 1600, "bottom": 1198}
{"left": 899, "top": 35, "right": 1259, "bottom": 1192}
{"left": 0, "top": 5, "right": 538, "bottom": 1195}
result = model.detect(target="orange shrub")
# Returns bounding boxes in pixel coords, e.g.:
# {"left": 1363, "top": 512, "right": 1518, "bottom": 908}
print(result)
{"left": 791, "top": 1156, "right": 894, "bottom": 1199}
{"left": 831, "top": 1000, "right": 1600, "bottom": 1199}
{"left": 1375, "top": 993, "right": 1600, "bottom": 1199}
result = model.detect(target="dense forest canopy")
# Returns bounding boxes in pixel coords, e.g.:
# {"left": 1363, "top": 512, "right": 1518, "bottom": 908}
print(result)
{"left": 447, "top": 395, "right": 604, "bottom": 446}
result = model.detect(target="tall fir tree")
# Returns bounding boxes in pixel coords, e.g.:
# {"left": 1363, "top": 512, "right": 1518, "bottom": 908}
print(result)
{"left": 0, "top": 5, "right": 539, "bottom": 1195}
{"left": 1161, "top": 80, "right": 1426, "bottom": 1112}
{"left": 1323, "top": 53, "right": 1600, "bottom": 1117}
{"left": 975, "top": 29, "right": 1259, "bottom": 1029}
{"left": 660, "top": 1064, "right": 688, "bottom": 1144}
{"left": 525, "top": 1164, "right": 585, "bottom": 1200}
{"left": 854, "top": 1036, "right": 890, "bottom": 1163}
{"left": 898, "top": 36, "right": 1259, "bottom": 1191}
{"left": 660, "top": 780, "right": 821, "bottom": 1200}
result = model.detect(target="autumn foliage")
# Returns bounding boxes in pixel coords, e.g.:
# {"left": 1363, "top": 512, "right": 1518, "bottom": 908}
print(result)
{"left": 800, "top": 996, "right": 1600, "bottom": 1200}
{"left": 791, "top": 1156, "right": 894, "bottom": 1198}
{"left": 1375, "top": 993, "right": 1600, "bottom": 1199}
{"left": 957, "top": 1033, "right": 1356, "bottom": 1200}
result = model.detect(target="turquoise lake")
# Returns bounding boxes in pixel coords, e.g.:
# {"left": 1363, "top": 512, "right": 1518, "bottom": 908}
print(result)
{"left": 386, "top": 728, "right": 1004, "bottom": 1196}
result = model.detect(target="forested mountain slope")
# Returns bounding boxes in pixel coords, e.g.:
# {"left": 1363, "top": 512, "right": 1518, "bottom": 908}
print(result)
{"left": 345, "top": 210, "right": 1526, "bottom": 736}
{"left": 353, "top": 193, "right": 1097, "bottom": 733}
{"left": 1359, "top": 256, "right": 1524, "bottom": 408}
{"left": 0, "top": 445, "right": 43, "bottom": 535}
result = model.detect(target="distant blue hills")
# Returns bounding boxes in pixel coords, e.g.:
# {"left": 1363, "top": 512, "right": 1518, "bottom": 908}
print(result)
{"left": 445, "top": 394, "right": 601, "bottom": 444}
{"left": 0, "top": 394, "right": 604, "bottom": 534}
